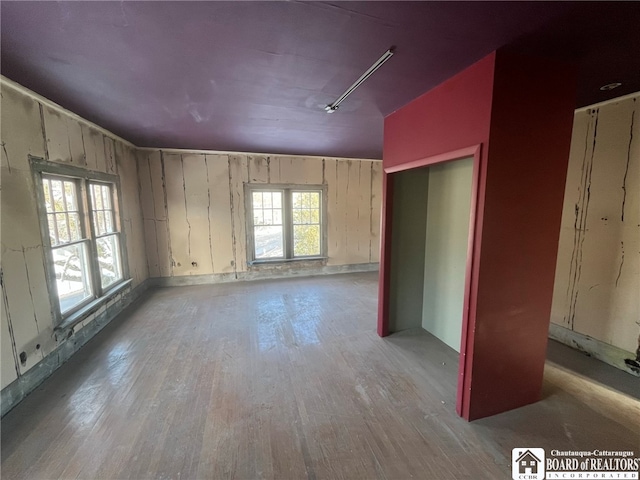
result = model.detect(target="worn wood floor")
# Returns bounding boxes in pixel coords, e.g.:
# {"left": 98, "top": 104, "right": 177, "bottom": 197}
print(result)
{"left": 2, "top": 272, "right": 638, "bottom": 479}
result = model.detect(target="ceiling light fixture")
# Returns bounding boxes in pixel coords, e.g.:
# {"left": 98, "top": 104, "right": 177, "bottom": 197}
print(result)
{"left": 325, "top": 46, "right": 395, "bottom": 113}
{"left": 600, "top": 82, "right": 622, "bottom": 91}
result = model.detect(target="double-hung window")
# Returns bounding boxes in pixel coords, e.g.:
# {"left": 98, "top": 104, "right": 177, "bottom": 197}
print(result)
{"left": 247, "top": 185, "right": 326, "bottom": 263}
{"left": 33, "top": 159, "right": 126, "bottom": 325}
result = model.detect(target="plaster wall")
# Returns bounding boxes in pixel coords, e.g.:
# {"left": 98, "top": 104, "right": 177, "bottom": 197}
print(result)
{"left": 136, "top": 150, "right": 382, "bottom": 279}
{"left": 0, "top": 80, "right": 148, "bottom": 390}
{"left": 550, "top": 94, "right": 639, "bottom": 371}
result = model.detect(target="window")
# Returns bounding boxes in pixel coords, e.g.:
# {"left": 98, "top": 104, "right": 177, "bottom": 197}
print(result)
{"left": 43, "top": 177, "right": 93, "bottom": 314}
{"left": 33, "top": 159, "right": 127, "bottom": 324}
{"left": 247, "top": 186, "right": 325, "bottom": 262}
{"left": 89, "top": 183, "right": 123, "bottom": 289}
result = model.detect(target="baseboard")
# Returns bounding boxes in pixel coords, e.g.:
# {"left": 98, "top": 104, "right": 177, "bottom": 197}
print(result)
{"left": 548, "top": 323, "right": 640, "bottom": 377}
{"left": 1, "top": 278, "right": 153, "bottom": 417}
{"left": 152, "top": 262, "right": 379, "bottom": 287}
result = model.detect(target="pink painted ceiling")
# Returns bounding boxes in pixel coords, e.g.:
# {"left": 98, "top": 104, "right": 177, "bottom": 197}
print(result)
{"left": 2, "top": 2, "right": 639, "bottom": 159}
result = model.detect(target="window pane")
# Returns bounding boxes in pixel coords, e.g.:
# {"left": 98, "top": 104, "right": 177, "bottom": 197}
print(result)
{"left": 51, "top": 180, "right": 64, "bottom": 212}
{"left": 47, "top": 214, "right": 58, "bottom": 246}
{"left": 263, "top": 192, "right": 272, "bottom": 208}
{"left": 53, "top": 243, "right": 92, "bottom": 313}
{"left": 63, "top": 181, "right": 78, "bottom": 211}
{"left": 101, "top": 185, "right": 111, "bottom": 209}
{"left": 104, "top": 211, "right": 114, "bottom": 233}
{"left": 56, "top": 213, "right": 69, "bottom": 243}
{"left": 292, "top": 208, "right": 302, "bottom": 224}
{"left": 97, "top": 234, "right": 122, "bottom": 289}
{"left": 292, "top": 192, "right": 303, "bottom": 209}
{"left": 96, "top": 211, "right": 105, "bottom": 235}
{"left": 92, "top": 184, "right": 103, "bottom": 210}
{"left": 252, "top": 192, "right": 263, "bottom": 208}
{"left": 69, "top": 213, "right": 82, "bottom": 242}
{"left": 263, "top": 209, "right": 273, "bottom": 225}
{"left": 254, "top": 226, "right": 283, "bottom": 259}
{"left": 293, "top": 225, "right": 321, "bottom": 257}
{"left": 272, "top": 193, "right": 281, "bottom": 208}
{"left": 43, "top": 181, "right": 53, "bottom": 213}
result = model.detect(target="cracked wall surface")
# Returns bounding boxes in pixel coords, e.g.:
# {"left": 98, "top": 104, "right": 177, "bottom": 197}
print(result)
{"left": 0, "top": 81, "right": 149, "bottom": 390}
{"left": 136, "top": 151, "right": 382, "bottom": 278}
{"left": 551, "top": 93, "right": 639, "bottom": 359}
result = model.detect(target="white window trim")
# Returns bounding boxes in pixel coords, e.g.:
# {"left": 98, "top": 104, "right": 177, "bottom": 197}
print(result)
{"left": 244, "top": 184, "right": 327, "bottom": 265}
{"left": 30, "top": 157, "right": 130, "bottom": 330}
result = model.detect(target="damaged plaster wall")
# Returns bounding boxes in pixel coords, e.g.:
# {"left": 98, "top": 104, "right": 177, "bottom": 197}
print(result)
{"left": 136, "top": 150, "right": 382, "bottom": 279}
{"left": 550, "top": 93, "right": 639, "bottom": 374}
{"left": 0, "top": 79, "right": 149, "bottom": 391}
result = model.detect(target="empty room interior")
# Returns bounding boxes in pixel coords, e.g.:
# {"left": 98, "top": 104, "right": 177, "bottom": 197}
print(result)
{"left": 1, "top": 2, "right": 639, "bottom": 479}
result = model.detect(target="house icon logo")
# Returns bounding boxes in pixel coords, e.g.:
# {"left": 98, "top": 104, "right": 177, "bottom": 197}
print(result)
{"left": 512, "top": 448, "right": 545, "bottom": 480}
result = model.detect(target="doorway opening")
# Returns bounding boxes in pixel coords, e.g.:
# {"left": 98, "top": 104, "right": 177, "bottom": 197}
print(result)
{"left": 379, "top": 145, "right": 481, "bottom": 417}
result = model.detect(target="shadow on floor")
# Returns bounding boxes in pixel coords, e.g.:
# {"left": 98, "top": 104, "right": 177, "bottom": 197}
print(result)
{"left": 546, "top": 339, "right": 639, "bottom": 401}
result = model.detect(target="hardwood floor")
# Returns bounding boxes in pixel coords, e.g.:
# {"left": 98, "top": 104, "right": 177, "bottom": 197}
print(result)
{"left": 1, "top": 272, "right": 638, "bottom": 479}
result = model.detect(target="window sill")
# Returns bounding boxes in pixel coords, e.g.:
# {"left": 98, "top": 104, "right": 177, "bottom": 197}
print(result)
{"left": 248, "top": 256, "right": 327, "bottom": 266}
{"left": 55, "top": 278, "right": 132, "bottom": 333}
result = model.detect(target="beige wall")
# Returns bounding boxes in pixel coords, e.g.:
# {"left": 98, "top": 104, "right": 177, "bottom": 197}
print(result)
{"left": 136, "top": 150, "right": 382, "bottom": 278}
{"left": 422, "top": 158, "right": 473, "bottom": 352}
{"left": 551, "top": 94, "right": 639, "bottom": 363}
{"left": 0, "top": 80, "right": 148, "bottom": 389}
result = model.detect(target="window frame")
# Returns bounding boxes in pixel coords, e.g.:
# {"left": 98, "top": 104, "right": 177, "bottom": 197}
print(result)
{"left": 30, "top": 157, "right": 130, "bottom": 328}
{"left": 245, "top": 184, "right": 327, "bottom": 265}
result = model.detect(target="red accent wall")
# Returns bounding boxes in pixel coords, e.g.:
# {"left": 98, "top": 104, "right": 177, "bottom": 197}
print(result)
{"left": 383, "top": 53, "right": 496, "bottom": 168}
{"left": 380, "top": 50, "right": 576, "bottom": 420}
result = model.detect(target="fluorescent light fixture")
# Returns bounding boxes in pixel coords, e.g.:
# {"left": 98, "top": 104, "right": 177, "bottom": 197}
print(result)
{"left": 325, "top": 47, "right": 395, "bottom": 113}
{"left": 600, "top": 82, "right": 622, "bottom": 91}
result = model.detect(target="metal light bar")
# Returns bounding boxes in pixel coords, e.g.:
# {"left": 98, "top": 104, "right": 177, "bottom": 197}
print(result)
{"left": 325, "top": 47, "right": 395, "bottom": 113}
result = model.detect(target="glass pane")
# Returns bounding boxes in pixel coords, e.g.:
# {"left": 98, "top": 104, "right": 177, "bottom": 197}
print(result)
{"left": 310, "top": 192, "right": 320, "bottom": 208}
{"left": 105, "top": 211, "right": 114, "bottom": 233}
{"left": 292, "top": 192, "right": 303, "bottom": 209}
{"left": 56, "top": 213, "right": 69, "bottom": 243}
{"left": 263, "top": 209, "right": 273, "bottom": 225}
{"left": 101, "top": 185, "right": 111, "bottom": 209}
{"left": 253, "top": 210, "right": 263, "bottom": 226}
{"left": 69, "top": 213, "right": 82, "bottom": 241}
{"left": 293, "top": 225, "right": 320, "bottom": 257}
{"left": 293, "top": 209, "right": 303, "bottom": 224}
{"left": 64, "top": 181, "right": 77, "bottom": 211}
{"left": 47, "top": 214, "right": 58, "bottom": 246}
{"left": 96, "top": 211, "right": 105, "bottom": 235}
{"left": 254, "top": 226, "right": 283, "bottom": 259}
{"left": 310, "top": 209, "right": 320, "bottom": 224}
{"left": 43, "top": 181, "right": 53, "bottom": 213}
{"left": 263, "top": 192, "right": 272, "bottom": 208}
{"left": 51, "top": 180, "right": 64, "bottom": 212}
{"left": 97, "top": 234, "right": 122, "bottom": 289}
{"left": 53, "top": 243, "right": 92, "bottom": 313}
{"left": 252, "top": 192, "right": 263, "bottom": 208}
{"left": 272, "top": 193, "right": 281, "bottom": 208}
{"left": 92, "top": 184, "right": 103, "bottom": 210}
{"left": 273, "top": 209, "right": 282, "bottom": 225}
